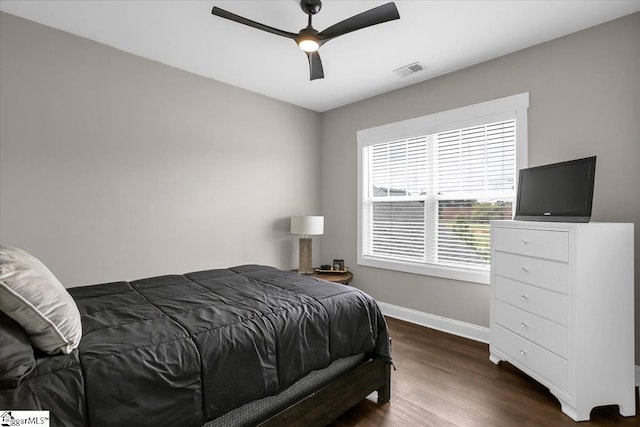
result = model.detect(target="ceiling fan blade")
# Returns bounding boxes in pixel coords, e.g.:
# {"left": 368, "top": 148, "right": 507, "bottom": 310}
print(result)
{"left": 318, "top": 2, "right": 400, "bottom": 43}
{"left": 212, "top": 7, "right": 297, "bottom": 40}
{"left": 306, "top": 51, "right": 324, "bottom": 80}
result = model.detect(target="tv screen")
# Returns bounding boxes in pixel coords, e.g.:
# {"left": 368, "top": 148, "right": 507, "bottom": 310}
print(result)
{"left": 514, "top": 156, "right": 596, "bottom": 222}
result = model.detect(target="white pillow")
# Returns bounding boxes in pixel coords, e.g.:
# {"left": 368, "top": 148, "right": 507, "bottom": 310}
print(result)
{"left": 0, "top": 245, "right": 82, "bottom": 354}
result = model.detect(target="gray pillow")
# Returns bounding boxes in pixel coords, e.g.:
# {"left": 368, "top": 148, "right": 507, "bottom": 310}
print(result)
{"left": 0, "top": 310, "right": 36, "bottom": 389}
{"left": 0, "top": 245, "right": 82, "bottom": 354}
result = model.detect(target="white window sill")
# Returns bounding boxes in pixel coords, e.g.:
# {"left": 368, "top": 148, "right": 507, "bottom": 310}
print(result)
{"left": 357, "top": 256, "right": 490, "bottom": 285}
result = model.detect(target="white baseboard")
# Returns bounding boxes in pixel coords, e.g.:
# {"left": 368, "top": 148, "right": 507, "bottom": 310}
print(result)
{"left": 377, "top": 301, "right": 490, "bottom": 344}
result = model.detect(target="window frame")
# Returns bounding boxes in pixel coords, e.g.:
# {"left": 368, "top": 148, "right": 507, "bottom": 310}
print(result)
{"left": 356, "top": 93, "right": 529, "bottom": 285}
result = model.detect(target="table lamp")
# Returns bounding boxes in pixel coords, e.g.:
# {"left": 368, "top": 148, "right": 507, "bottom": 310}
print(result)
{"left": 290, "top": 215, "right": 324, "bottom": 274}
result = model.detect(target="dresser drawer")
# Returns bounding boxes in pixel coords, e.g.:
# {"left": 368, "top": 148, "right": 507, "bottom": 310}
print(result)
{"left": 493, "top": 252, "right": 570, "bottom": 293}
{"left": 494, "top": 276, "right": 569, "bottom": 325}
{"left": 494, "top": 300, "right": 569, "bottom": 358}
{"left": 492, "top": 325, "right": 568, "bottom": 391}
{"left": 492, "top": 227, "right": 569, "bottom": 262}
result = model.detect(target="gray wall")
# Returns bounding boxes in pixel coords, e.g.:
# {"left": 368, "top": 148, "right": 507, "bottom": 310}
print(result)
{"left": 319, "top": 13, "right": 640, "bottom": 360}
{"left": 0, "top": 12, "right": 321, "bottom": 286}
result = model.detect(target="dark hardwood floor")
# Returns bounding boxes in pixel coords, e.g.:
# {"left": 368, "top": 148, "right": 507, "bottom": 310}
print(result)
{"left": 331, "top": 317, "right": 639, "bottom": 426}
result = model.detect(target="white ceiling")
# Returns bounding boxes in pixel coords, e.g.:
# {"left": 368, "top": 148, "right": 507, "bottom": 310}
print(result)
{"left": 1, "top": 1, "right": 639, "bottom": 112}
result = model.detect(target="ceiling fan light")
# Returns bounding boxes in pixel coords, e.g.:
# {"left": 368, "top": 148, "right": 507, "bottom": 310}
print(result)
{"left": 298, "top": 39, "right": 319, "bottom": 52}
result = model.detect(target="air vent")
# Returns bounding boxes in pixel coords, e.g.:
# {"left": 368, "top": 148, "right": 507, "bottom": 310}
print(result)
{"left": 393, "top": 62, "right": 426, "bottom": 77}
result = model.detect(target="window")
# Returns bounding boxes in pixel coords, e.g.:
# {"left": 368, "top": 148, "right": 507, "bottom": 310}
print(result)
{"left": 357, "top": 93, "right": 529, "bottom": 284}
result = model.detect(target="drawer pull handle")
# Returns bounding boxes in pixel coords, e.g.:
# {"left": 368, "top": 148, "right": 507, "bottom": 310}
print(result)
{"left": 521, "top": 294, "right": 528, "bottom": 300}
{"left": 520, "top": 322, "right": 528, "bottom": 328}
{"left": 521, "top": 266, "right": 529, "bottom": 272}
{"left": 521, "top": 239, "right": 528, "bottom": 245}
{"left": 519, "top": 350, "right": 527, "bottom": 356}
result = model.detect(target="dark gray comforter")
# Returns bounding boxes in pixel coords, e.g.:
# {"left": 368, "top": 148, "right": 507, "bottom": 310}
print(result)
{"left": 0, "top": 265, "right": 390, "bottom": 427}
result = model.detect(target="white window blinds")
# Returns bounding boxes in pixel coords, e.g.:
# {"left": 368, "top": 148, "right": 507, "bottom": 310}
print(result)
{"left": 364, "top": 137, "right": 430, "bottom": 262}
{"left": 362, "top": 120, "right": 516, "bottom": 270}
{"left": 435, "top": 120, "right": 516, "bottom": 268}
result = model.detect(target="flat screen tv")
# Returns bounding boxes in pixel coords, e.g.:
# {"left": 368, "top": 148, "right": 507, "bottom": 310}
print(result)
{"left": 514, "top": 156, "right": 596, "bottom": 223}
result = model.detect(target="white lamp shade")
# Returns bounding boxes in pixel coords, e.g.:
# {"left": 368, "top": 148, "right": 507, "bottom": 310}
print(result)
{"left": 290, "top": 216, "right": 324, "bottom": 235}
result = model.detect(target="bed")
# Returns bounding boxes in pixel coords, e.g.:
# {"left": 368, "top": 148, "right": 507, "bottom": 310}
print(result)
{"left": 0, "top": 249, "right": 391, "bottom": 427}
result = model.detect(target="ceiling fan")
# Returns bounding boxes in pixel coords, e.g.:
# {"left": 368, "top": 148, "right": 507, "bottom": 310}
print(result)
{"left": 211, "top": 1, "right": 400, "bottom": 81}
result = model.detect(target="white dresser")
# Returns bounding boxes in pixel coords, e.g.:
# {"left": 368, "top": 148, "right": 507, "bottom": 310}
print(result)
{"left": 489, "top": 220, "right": 635, "bottom": 421}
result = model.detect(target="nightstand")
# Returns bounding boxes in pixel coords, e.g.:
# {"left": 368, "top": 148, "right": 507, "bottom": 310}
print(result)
{"left": 293, "top": 269, "right": 353, "bottom": 285}
{"left": 311, "top": 270, "right": 353, "bottom": 285}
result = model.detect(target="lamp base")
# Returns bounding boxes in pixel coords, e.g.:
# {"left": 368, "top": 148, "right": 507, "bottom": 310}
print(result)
{"left": 298, "top": 237, "right": 313, "bottom": 274}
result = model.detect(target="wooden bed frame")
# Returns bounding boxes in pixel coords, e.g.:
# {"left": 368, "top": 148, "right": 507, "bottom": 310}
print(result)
{"left": 259, "top": 357, "right": 391, "bottom": 426}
